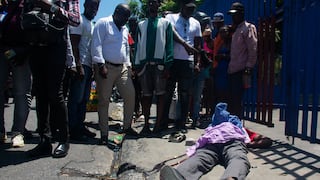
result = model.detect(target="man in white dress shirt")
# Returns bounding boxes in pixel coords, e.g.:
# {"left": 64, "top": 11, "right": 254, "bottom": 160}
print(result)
{"left": 91, "top": 3, "right": 137, "bottom": 144}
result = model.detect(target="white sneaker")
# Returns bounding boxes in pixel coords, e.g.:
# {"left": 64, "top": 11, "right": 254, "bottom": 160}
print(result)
{"left": 12, "top": 134, "right": 24, "bottom": 148}
{"left": 0, "top": 132, "right": 7, "bottom": 143}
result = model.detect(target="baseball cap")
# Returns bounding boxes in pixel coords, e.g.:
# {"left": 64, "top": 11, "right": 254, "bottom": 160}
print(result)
{"left": 212, "top": 12, "right": 224, "bottom": 22}
{"left": 181, "top": 0, "right": 196, "bottom": 8}
{"left": 228, "top": 2, "right": 244, "bottom": 14}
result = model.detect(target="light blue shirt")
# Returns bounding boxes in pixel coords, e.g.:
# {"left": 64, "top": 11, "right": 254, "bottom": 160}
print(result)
{"left": 91, "top": 15, "right": 131, "bottom": 66}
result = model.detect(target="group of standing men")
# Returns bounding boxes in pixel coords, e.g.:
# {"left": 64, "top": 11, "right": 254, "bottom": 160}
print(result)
{"left": 0, "top": 1, "right": 257, "bottom": 172}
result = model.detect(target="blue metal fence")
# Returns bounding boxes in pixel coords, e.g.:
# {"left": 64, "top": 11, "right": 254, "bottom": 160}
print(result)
{"left": 283, "top": 0, "right": 320, "bottom": 143}
{"left": 198, "top": 0, "right": 320, "bottom": 143}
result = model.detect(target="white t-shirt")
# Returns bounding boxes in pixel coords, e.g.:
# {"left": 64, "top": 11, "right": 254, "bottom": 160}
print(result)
{"left": 166, "top": 13, "right": 201, "bottom": 61}
{"left": 69, "top": 14, "right": 94, "bottom": 67}
{"left": 66, "top": 26, "right": 76, "bottom": 67}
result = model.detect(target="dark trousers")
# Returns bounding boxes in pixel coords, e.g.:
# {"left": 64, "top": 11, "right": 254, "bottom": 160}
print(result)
{"left": 227, "top": 71, "right": 244, "bottom": 119}
{"left": 176, "top": 140, "right": 250, "bottom": 180}
{"left": 163, "top": 60, "right": 193, "bottom": 129}
{"left": 29, "top": 41, "right": 68, "bottom": 143}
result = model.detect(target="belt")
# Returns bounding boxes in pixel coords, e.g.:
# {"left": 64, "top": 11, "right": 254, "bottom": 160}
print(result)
{"left": 148, "top": 61, "right": 157, "bottom": 65}
{"left": 147, "top": 61, "right": 163, "bottom": 65}
{"left": 106, "top": 61, "right": 123, "bottom": 67}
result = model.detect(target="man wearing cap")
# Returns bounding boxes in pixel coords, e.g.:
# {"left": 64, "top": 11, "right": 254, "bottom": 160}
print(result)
{"left": 212, "top": 12, "right": 225, "bottom": 38}
{"left": 211, "top": 12, "right": 226, "bottom": 68}
{"left": 164, "top": 0, "right": 202, "bottom": 133}
{"left": 227, "top": 2, "right": 257, "bottom": 119}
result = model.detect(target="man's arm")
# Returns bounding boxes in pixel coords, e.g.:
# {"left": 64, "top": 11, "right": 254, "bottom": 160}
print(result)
{"left": 245, "top": 23, "right": 258, "bottom": 69}
{"left": 172, "top": 28, "right": 198, "bottom": 54}
{"left": 91, "top": 19, "right": 107, "bottom": 78}
{"left": 70, "top": 34, "right": 84, "bottom": 80}
{"left": 193, "top": 36, "right": 202, "bottom": 72}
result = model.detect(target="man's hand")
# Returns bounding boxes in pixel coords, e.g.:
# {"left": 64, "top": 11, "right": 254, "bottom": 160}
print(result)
{"left": 182, "top": 42, "right": 199, "bottom": 55}
{"left": 34, "top": 0, "right": 68, "bottom": 24}
{"left": 194, "top": 63, "right": 200, "bottom": 73}
{"left": 98, "top": 64, "right": 107, "bottom": 79}
{"left": 162, "top": 69, "right": 170, "bottom": 79}
{"left": 76, "top": 65, "right": 85, "bottom": 80}
{"left": 127, "top": 66, "right": 135, "bottom": 79}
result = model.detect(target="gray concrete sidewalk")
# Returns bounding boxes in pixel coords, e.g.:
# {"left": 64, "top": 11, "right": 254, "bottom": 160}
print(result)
{"left": 117, "top": 113, "right": 320, "bottom": 180}
{"left": 1, "top": 100, "right": 320, "bottom": 180}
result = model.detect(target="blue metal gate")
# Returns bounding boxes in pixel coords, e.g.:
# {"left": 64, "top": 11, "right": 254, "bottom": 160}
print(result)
{"left": 283, "top": 0, "right": 320, "bottom": 143}
{"left": 198, "top": 0, "right": 320, "bottom": 143}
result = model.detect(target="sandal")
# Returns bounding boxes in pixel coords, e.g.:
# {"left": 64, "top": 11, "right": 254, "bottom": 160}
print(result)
{"left": 168, "top": 133, "right": 186, "bottom": 143}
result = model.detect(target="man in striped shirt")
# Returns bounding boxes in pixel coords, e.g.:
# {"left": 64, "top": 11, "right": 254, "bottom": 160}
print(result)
{"left": 133, "top": 0, "right": 174, "bottom": 134}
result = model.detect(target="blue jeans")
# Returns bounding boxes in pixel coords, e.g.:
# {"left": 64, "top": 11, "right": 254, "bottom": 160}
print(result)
{"left": 0, "top": 55, "right": 32, "bottom": 135}
{"left": 67, "top": 65, "right": 93, "bottom": 133}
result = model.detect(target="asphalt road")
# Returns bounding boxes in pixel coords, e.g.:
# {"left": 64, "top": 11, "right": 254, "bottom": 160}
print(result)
{"left": 1, "top": 99, "right": 320, "bottom": 180}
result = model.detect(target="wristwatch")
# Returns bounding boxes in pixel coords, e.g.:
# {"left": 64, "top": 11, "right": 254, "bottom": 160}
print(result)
{"left": 50, "top": 4, "right": 59, "bottom": 14}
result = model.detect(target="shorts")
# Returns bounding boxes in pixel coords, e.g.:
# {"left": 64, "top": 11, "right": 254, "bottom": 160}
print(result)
{"left": 138, "top": 63, "right": 166, "bottom": 96}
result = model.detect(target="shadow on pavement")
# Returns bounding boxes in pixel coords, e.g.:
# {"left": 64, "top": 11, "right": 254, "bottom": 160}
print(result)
{"left": 0, "top": 144, "right": 35, "bottom": 168}
{"left": 249, "top": 140, "right": 320, "bottom": 179}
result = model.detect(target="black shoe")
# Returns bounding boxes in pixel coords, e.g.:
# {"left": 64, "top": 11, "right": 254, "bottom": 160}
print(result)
{"left": 23, "top": 128, "right": 34, "bottom": 140}
{"left": 70, "top": 133, "right": 88, "bottom": 142}
{"left": 180, "top": 128, "right": 188, "bottom": 134}
{"left": 160, "top": 165, "right": 185, "bottom": 180}
{"left": 153, "top": 125, "right": 167, "bottom": 134}
{"left": 98, "top": 136, "right": 108, "bottom": 145}
{"left": 52, "top": 143, "right": 69, "bottom": 158}
{"left": 122, "top": 128, "right": 139, "bottom": 136}
{"left": 82, "top": 126, "right": 96, "bottom": 138}
{"left": 27, "top": 139, "right": 52, "bottom": 158}
{"left": 140, "top": 126, "right": 152, "bottom": 136}
{"left": 98, "top": 136, "right": 119, "bottom": 151}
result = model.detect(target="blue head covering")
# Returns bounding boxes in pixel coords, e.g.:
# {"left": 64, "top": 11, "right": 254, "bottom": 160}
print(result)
{"left": 211, "top": 102, "right": 243, "bottom": 130}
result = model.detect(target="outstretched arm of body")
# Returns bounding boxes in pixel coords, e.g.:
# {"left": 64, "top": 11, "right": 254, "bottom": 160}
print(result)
{"left": 245, "top": 128, "right": 272, "bottom": 148}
